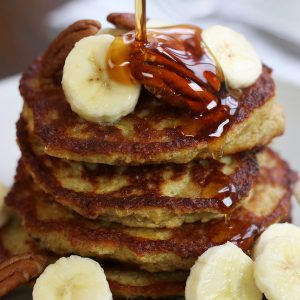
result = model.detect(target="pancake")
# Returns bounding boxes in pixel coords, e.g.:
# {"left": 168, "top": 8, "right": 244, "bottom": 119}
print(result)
{"left": 20, "top": 58, "right": 284, "bottom": 165}
{"left": 6, "top": 149, "right": 295, "bottom": 272}
{"left": 0, "top": 219, "right": 187, "bottom": 299}
{"left": 18, "top": 117, "right": 259, "bottom": 228}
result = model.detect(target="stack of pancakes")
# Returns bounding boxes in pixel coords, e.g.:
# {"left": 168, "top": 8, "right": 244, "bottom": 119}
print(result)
{"left": 3, "top": 27, "right": 297, "bottom": 298}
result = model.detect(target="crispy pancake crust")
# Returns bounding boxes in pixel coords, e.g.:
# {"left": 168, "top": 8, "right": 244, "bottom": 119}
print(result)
{"left": 17, "top": 117, "right": 259, "bottom": 228}
{"left": 6, "top": 149, "right": 295, "bottom": 272}
{"left": 0, "top": 219, "right": 187, "bottom": 299}
{"left": 20, "top": 58, "right": 283, "bottom": 165}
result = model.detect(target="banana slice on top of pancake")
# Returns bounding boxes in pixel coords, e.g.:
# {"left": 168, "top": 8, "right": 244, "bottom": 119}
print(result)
{"left": 62, "top": 34, "right": 141, "bottom": 124}
{"left": 202, "top": 25, "right": 262, "bottom": 89}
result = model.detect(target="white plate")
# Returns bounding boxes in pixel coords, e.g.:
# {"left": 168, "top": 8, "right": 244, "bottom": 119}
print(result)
{"left": 0, "top": 75, "right": 299, "bottom": 299}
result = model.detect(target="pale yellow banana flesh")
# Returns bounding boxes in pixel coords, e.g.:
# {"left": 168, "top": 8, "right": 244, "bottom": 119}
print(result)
{"left": 62, "top": 34, "right": 141, "bottom": 124}
{"left": 185, "top": 242, "right": 262, "bottom": 300}
{"left": 254, "top": 224, "right": 300, "bottom": 300}
{"left": 33, "top": 255, "right": 112, "bottom": 300}
{"left": 202, "top": 25, "right": 262, "bottom": 89}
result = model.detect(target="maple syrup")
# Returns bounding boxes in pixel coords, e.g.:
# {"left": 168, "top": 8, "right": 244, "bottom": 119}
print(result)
{"left": 107, "top": 0, "right": 146, "bottom": 83}
{"left": 135, "top": 0, "right": 147, "bottom": 41}
{"left": 107, "top": 35, "right": 136, "bottom": 85}
{"left": 106, "top": 0, "right": 240, "bottom": 151}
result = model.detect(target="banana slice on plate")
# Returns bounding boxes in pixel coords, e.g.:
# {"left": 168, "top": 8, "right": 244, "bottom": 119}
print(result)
{"left": 0, "top": 182, "right": 10, "bottom": 227}
{"left": 33, "top": 255, "right": 112, "bottom": 300}
{"left": 253, "top": 223, "right": 300, "bottom": 259}
{"left": 185, "top": 242, "right": 262, "bottom": 300}
{"left": 62, "top": 34, "right": 141, "bottom": 123}
{"left": 254, "top": 237, "right": 300, "bottom": 300}
{"left": 202, "top": 25, "right": 262, "bottom": 89}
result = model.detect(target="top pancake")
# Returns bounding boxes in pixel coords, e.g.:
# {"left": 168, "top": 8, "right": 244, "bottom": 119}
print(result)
{"left": 20, "top": 57, "right": 284, "bottom": 165}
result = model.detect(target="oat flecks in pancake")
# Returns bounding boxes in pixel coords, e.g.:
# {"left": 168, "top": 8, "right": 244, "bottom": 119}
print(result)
{"left": 6, "top": 149, "right": 294, "bottom": 272}
{"left": 17, "top": 117, "right": 259, "bottom": 228}
{"left": 20, "top": 59, "right": 283, "bottom": 165}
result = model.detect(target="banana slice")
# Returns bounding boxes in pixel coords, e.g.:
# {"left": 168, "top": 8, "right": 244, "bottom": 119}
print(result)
{"left": 62, "top": 34, "right": 141, "bottom": 123}
{"left": 254, "top": 237, "right": 300, "bottom": 300}
{"left": 185, "top": 242, "right": 262, "bottom": 300}
{"left": 253, "top": 223, "right": 300, "bottom": 259}
{"left": 202, "top": 25, "right": 262, "bottom": 89}
{"left": 33, "top": 255, "right": 112, "bottom": 300}
{"left": 0, "top": 182, "right": 10, "bottom": 227}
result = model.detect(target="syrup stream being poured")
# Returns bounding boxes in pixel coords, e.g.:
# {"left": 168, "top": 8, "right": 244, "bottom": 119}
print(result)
{"left": 135, "top": 0, "right": 147, "bottom": 41}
